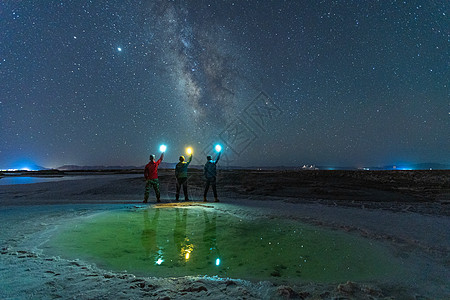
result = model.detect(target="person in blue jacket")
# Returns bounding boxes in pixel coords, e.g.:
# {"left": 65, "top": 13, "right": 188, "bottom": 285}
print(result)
{"left": 175, "top": 153, "right": 192, "bottom": 201}
{"left": 203, "top": 151, "right": 221, "bottom": 202}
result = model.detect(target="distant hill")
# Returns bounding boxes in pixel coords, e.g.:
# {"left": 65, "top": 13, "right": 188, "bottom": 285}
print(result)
{"left": 362, "top": 163, "right": 450, "bottom": 170}
{"left": 413, "top": 163, "right": 450, "bottom": 170}
{"left": 57, "top": 165, "right": 142, "bottom": 171}
{"left": 385, "top": 163, "right": 450, "bottom": 170}
{"left": 34, "top": 165, "right": 51, "bottom": 171}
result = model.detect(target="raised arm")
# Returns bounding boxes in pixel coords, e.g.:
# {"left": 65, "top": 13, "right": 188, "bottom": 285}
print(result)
{"left": 187, "top": 154, "right": 193, "bottom": 165}
{"left": 215, "top": 151, "right": 221, "bottom": 164}
{"left": 158, "top": 152, "right": 164, "bottom": 164}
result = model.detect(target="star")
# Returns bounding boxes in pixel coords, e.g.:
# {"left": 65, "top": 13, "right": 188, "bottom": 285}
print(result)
{"left": 0, "top": 1, "right": 447, "bottom": 168}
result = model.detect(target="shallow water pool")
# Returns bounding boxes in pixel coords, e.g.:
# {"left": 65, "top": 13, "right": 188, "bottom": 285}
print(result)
{"left": 0, "top": 175, "right": 120, "bottom": 185}
{"left": 43, "top": 206, "right": 404, "bottom": 283}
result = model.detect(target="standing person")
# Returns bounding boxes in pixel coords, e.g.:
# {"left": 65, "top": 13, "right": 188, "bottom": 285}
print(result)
{"left": 203, "top": 151, "right": 221, "bottom": 202}
{"left": 175, "top": 152, "right": 192, "bottom": 201}
{"left": 144, "top": 152, "right": 164, "bottom": 203}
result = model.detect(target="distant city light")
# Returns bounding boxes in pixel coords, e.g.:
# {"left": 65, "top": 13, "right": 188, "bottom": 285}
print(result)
{"left": 393, "top": 165, "right": 413, "bottom": 171}
{"left": 159, "top": 145, "right": 167, "bottom": 152}
{"left": 8, "top": 160, "right": 39, "bottom": 171}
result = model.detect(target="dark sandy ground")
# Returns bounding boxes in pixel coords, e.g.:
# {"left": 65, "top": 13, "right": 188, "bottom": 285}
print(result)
{"left": 2, "top": 169, "right": 448, "bottom": 215}
{"left": 0, "top": 170, "right": 449, "bottom": 299}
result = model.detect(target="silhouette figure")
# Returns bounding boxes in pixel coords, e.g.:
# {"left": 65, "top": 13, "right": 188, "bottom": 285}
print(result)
{"left": 144, "top": 152, "right": 164, "bottom": 203}
{"left": 203, "top": 152, "right": 221, "bottom": 202}
{"left": 175, "top": 154, "right": 192, "bottom": 201}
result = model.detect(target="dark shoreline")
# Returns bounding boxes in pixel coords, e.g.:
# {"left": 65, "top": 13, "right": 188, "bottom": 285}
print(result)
{"left": 1, "top": 169, "right": 448, "bottom": 216}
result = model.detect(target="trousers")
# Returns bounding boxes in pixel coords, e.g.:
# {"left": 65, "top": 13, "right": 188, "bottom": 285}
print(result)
{"left": 204, "top": 177, "right": 217, "bottom": 198}
{"left": 176, "top": 177, "right": 189, "bottom": 200}
{"left": 144, "top": 179, "right": 160, "bottom": 201}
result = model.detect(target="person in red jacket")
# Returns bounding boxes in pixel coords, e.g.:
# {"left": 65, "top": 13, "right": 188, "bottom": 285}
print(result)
{"left": 144, "top": 152, "right": 164, "bottom": 203}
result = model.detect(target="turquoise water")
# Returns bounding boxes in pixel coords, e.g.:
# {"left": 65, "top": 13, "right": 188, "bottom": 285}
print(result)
{"left": 0, "top": 175, "right": 135, "bottom": 185}
{"left": 44, "top": 207, "right": 404, "bottom": 283}
{"left": 0, "top": 176, "right": 67, "bottom": 185}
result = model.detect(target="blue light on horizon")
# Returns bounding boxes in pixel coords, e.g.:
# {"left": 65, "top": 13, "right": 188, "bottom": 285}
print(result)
{"left": 9, "top": 160, "right": 40, "bottom": 171}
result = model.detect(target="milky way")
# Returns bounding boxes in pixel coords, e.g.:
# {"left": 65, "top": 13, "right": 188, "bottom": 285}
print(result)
{"left": 145, "top": 1, "right": 248, "bottom": 128}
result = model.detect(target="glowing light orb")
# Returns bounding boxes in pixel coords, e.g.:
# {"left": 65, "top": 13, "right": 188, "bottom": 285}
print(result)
{"left": 156, "top": 258, "right": 164, "bottom": 265}
{"left": 11, "top": 160, "right": 38, "bottom": 171}
{"left": 159, "top": 145, "right": 167, "bottom": 152}
{"left": 117, "top": 47, "right": 122, "bottom": 52}
{"left": 186, "top": 147, "right": 193, "bottom": 155}
{"left": 215, "top": 258, "right": 221, "bottom": 266}
{"left": 215, "top": 144, "right": 222, "bottom": 152}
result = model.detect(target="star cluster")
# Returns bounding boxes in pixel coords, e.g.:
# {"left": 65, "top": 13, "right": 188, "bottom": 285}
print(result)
{"left": 0, "top": 0, "right": 448, "bottom": 168}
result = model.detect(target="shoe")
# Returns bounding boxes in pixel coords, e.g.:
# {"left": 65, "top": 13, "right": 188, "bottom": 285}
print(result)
{"left": 203, "top": 197, "right": 207, "bottom": 202}
{"left": 214, "top": 198, "right": 219, "bottom": 202}
{"left": 156, "top": 199, "right": 161, "bottom": 203}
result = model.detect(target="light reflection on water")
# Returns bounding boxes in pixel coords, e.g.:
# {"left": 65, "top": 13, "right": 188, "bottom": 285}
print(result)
{"left": 0, "top": 176, "right": 68, "bottom": 185}
{"left": 44, "top": 207, "right": 403, "bottom": 283}
{"left": 0, "top": 175, "right": 126, "bottom": 185}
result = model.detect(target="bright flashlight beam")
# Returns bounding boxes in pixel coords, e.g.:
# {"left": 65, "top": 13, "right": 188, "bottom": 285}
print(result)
{"left": 159, "top": 145, "right": 167, "bottom": 152}
{"left": 215, "top": 144, "right": 222, "bottom": 152}
{"left": 186, "top": 147, "right": 193, "bottom": 155}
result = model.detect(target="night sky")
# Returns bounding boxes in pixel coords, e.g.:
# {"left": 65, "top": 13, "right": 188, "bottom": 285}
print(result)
{"left": 1, "top": 1, "right": 448, "bottom": 169}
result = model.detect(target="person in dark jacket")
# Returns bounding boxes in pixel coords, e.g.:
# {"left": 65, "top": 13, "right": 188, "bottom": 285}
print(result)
{"left": 175, "top": 153, "right": 192, "bottom": 201}
{"left": 203, "top": 151, "right": 221, "bottom": 202}
{"left": 144, "top": 152, "right": 164, "bottom": 203}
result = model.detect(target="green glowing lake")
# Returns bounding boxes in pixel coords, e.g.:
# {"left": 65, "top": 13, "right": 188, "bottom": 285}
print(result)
{"left": 43, "top": 206, "right": 403, "bottom": 283}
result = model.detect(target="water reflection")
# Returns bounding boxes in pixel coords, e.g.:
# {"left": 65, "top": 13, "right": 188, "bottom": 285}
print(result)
{"left": 173, "top": 208, "right": 194, "bottom": 264}
{"left": 0, "top": 175, "right": 135, "bottom": 185}
{"left": 0, "top": 176, "right": 69, "bottom": 185}
{"left": 141, "top": 209, "right": 163, "bottom": 265}
{"left": 203, "top": 210, "right": 220, "bottom": 267}
{"left": 47, "top": 207, "right": 403, "bottom": 282}
{"left": 139, "top": 208, "right": 221, "bottom": 271}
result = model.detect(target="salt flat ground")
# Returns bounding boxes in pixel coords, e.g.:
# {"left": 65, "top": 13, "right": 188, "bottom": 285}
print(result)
{"left": 0, "top": 170, "right": 449, "bottom": 299}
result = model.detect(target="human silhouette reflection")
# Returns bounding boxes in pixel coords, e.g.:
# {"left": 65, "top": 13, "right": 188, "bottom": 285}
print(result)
{"left": 141, "top": 208, "right": 163, "bottom": 264}
{"left": 173, "top": 208, "right": 193, "bottom": 265}
{"left": 203, "top": 210, "right": 220, "bottom": 267}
